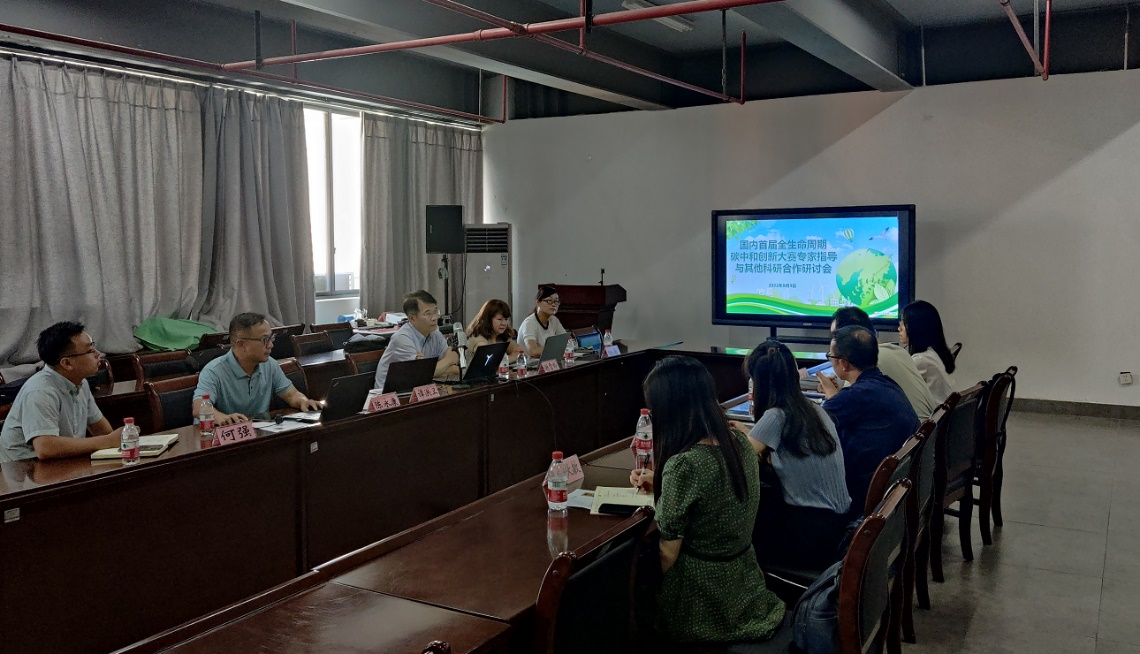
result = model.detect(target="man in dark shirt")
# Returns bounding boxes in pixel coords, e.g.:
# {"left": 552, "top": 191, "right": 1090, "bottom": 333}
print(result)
{"left": 817, "top": 325, "right": 920, "bottom": 514}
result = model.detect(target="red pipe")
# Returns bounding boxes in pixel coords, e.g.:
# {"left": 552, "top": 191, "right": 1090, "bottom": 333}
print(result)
{"left": 421, "top": 0, "right": 753, "bottom": 104}
{"left": 223, "top": 0, "right": 783, "bottom": 71}
{"left": 291, "top": 19, "right": 298, "bottom": 80}
{"left": 0, "top": 22, "right": 504, "bottom": 123}
{"left": 998, "top": 0, "right": 1046, "bottom": 76}
{"left": 1042, "top": 0, "right": 1051, "bottom": 80}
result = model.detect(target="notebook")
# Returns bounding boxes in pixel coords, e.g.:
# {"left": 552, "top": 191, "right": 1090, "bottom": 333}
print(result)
{"left": 588, "top": 486, "right": 655, "bottom": 516}
{"left": 91, "top": 433, "right": 179, "bottom": 460}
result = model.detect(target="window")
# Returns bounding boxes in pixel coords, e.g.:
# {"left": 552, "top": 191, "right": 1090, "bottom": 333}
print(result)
{"left": 304, "top": 107, "right": 362, "bottom": 296}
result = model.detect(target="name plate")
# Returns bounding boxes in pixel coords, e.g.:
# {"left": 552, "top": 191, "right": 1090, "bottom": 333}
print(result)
{"left": 409, "top": 384, "right": 441, "bottom": 404}
{"left": 539, "top": 359, "right": 562, "bottom": 374}
{"left": 364, "top": 391, "right": 400, "bottom": 413}
{"left": 212, "top": 420, "right": 256, "bottom": 447}
{"left": 602, "top": 345, "right": 621, "bottom": 358}
{"left": 564, "top": 454, "right": 584, "bottom": 483}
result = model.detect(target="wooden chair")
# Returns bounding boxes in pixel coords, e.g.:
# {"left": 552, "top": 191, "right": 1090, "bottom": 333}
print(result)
{"left": 981, "top": 366, "right": 1017, "bottom": 531}
{"left": 271, "top": 359, "right": 309, "bottom": 411}
{"left": 930, "top": 382, "right": 986, "bottom": 582}
{"left": 144, "top": 374, "right": 200, "bottom": 435}
{"left": 899, "top": 411, "right": 946, "bottom": 644}
{"left": 310, "top": 322, "right": 354, "bottom": 350}
{"left": 533, "top": 507, "right": 655, "bottom": 654}
{"left": 196, "top": 332, "right": 229, "bottom": 350}
{"left": 347, "top": 348, "right": 385, "bottom": 376}
{"left": 950, "top": 342, "right": 962, "bottom": 360}
{"left": 191, "top": 345, "right": 230, "bottom": 369}
{"left": 290, "top": 331, "right": 334, "bottom": 358}
{"left": 269, "top": 324, "right": 305, "bottom": 360}
{"left": 131, "top": 350, "right": 199, "bottom": 392}
{"left": 85, "top": 358, "right": 115, "bottom": 397}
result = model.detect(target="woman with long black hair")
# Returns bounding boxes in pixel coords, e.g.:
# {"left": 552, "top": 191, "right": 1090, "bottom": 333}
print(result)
{"left": 744, "top": 340, "right": 852, "bottom": 568}
{"left": 633, "top": 355, "right": 784, "bottom": 645}
{"left": 899, "top": 300, "right": 957, "bottom": 403}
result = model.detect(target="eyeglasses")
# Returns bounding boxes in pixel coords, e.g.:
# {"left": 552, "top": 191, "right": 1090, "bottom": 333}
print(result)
{"left": 541, "top": 298, "right": 561, "bottom": 307}
{"left": 237, "top": 335, "right": 276, "bottom": 346}
{"left": 825, "top": 353, "right": 842, "bottom": 361}
{"left": 61, "top": 345, "right": 100, "bottom": 360}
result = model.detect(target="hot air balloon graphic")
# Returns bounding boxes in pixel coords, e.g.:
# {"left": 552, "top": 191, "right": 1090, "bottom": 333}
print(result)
{"left": 836, "top": 228, "right": 854, "bottom": 242}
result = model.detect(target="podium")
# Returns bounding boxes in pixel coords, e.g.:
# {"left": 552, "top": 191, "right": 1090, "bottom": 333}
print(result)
{"left": 540, "top": 284, "right": 627, "bottom": 331}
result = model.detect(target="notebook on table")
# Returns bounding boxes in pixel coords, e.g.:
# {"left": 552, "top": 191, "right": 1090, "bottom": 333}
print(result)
{"left": 91, "top": 434, "right": 179, "bottom": 460}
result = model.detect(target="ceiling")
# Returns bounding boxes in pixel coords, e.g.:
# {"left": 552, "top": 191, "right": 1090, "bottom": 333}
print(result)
{"left": 882, "top": 0, "right": 1131, "bottom": 27}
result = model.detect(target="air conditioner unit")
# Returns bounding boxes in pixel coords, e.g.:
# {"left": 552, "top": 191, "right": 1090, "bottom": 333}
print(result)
{"left": 462, "top": 223, "right": 512, "bottom": 325}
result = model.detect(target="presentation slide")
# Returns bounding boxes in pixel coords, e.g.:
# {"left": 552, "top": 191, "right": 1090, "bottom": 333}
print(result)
{"left": 724, "top": 216, "right": 902, "bottom": 319}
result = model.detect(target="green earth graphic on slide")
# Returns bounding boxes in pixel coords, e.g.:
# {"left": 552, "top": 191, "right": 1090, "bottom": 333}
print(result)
{"left": 836, "top": 249, "right": 897, "bottom": 306}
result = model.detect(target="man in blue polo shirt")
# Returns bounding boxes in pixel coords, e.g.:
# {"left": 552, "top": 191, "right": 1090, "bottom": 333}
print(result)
{"left": 373, "top": 290, "right": 458, "bottom": 390}
{"left": 818, "top": 325, "right": 920, "bottom": 513}
{"left": 0, "top": 322, "right": 123, "bottom": 462}
{"left": 193, "top": 313, "right": 323, "bottom": 425}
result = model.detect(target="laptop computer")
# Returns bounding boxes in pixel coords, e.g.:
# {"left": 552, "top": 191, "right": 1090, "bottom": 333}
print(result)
{"left": 574, "top": 328, "right": 602, "bottom": 353}
{"left": 383, "top": 357, "right": 439, "bottom": 394}
{"left": 529, "top": 332, "right": 572, "bottom": 369}
{"left": 320, "top": 372, "right": 378, "bottom": 422}
{"left": 438, "top": 341, "right": 510, "bottom": 384}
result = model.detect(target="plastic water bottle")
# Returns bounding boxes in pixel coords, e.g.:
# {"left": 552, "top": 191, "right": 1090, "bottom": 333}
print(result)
{"left": 498, "top": 355, "right": 510, "bottom": 380}
{"left": 546, "top": 451, "right": 569, "bottom": 512}
{"left": 121, "top": 418, "right": 140, "bottom": 466}
{"left": 563, "top": 337, "right": 575, "bottom": 368}
{"left": 516, "top": 352, "right": 529, "bottom": 379}
{"left": 199, "top": 394, "right": 216, "bottom": 438}
{"left": 633, "top": 409, "right": 653, "bottom": 471}
{"left": 748, "top": 378, "right": 755, "bottom": 417}
{"left": 603, "top": 329, "right": 614, "bottom": 348}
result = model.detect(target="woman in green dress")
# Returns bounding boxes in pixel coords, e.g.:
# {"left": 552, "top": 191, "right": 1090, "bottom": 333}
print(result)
{"left": 633, "top": 355, "right": 785, "bottom": 645}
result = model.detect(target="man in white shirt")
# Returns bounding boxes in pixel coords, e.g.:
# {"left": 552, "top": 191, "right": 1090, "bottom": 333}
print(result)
{"left": 517, "top": 285, "right": 567, "bottom": 358}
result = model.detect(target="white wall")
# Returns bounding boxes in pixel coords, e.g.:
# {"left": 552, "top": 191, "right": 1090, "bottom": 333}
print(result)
{"left": 314, "top": 296, "right": 360, "bottom": 325}
{"left": 485, "top": 69, "right": 1140, "bottom": 406}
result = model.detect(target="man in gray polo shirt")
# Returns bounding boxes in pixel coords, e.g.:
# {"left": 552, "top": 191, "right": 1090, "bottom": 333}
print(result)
{"left": 192, "top": 313, "right": 324, "bottom": 425}
{"left": 0, "top": 322, "right": 123, "bottom": 462}
{"left": 374, "top": 290, "right": 458, "bottom": 390}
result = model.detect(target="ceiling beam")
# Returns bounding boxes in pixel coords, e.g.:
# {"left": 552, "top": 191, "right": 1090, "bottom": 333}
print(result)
{"left": 733, "top": 0, "right": 912, "bottom": 91}
{"left": 275, "top": 0, "right": 674, "bottom": 109}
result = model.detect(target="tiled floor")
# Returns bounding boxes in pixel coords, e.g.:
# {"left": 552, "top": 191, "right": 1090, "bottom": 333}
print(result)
{"left": 910, "top": 411, "right": 1140, "bottom": 653}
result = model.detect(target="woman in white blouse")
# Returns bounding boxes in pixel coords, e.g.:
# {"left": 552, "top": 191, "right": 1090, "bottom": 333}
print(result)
{"left": 899, "top": 301, "right": 957, "bottom": 403}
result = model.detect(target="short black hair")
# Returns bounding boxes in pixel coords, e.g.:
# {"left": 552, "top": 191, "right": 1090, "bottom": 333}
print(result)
{"left": 38, "top": 321, "right": 86, "bottom": 366}
{"left": 403, "top": 290, "right": 438, "bottom": 316}
{"left": 833, "top": 325, "right": 878, "bottom": 370}
{"left": 536, "top": 285, "right": 558, "bottom": 302}
{"left": 229, "top": 312, "right": 267, "bottom": 340}
{"left": 832, "top": 306, "right": 875, "bottom": 333}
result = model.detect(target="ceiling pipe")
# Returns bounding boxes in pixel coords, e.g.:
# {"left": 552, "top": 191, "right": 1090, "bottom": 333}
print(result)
{"left": 999, "top": 0, "right": 1051, "bottom": 78}
{"left": 0, "top": 22, "right": 504, "bottom": 124}
{"left": 420, "top": 0, "right": 755, "bottom": 104}
{"left": 221, "top": 0, "right": 781, "bottom": 72}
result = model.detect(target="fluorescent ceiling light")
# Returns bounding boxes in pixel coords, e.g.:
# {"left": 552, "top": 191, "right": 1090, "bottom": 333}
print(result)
{"left": 620, "top": 0, "right": 696, "bottom": 33}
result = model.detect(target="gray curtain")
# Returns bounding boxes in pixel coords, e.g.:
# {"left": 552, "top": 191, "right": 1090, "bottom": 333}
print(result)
{"left": 0, "top": 57, "right": 204, "bottom": 363}
{"left": 360, "top": 114, "right": 482, "bottom": 321}
{"left": 196, "top": 88, "right": 315, "bottom": 328}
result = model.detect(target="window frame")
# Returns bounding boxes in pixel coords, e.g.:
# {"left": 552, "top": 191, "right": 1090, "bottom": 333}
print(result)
{"left": 307, "top": 104, "right": 363, "bottom": 299}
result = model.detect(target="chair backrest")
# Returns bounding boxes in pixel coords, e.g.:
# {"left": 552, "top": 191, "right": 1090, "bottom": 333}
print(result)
{"left": 132, "top": 350, "right": 199, "bottom": 391}
{"left": 950, "top": 342, "right": 963, "bottom": 360}
{"left": 144, "top": 374, "right": 200, "bottom": 435}
{"left": 271, "top": 359, "right": 309, "bottom": 411}
{"left": 347, "top": 348, "right": 385, "bottom": 376}
{"left": 191, "top": 345, "right": 231, "bottom": 369}
{"left": 938, "top": 382, "right": 987, "bottom": 489}
{"left": 978, "top": 367, "right": 1016, "bottom": 473}
{"left": 86, "top": 358, "right": 115, "bottom": 397}
{"left": 990, "top": 366, "right": 1017, "bottom": 440}
{"left": 863, "top": 434, "right": 920, "bottom": 517}
{"left": 310, "top": 322, "right": 354, "bottom": 350}
{"left": 290, "top": 332, "right": 334, "bottom": 358}
{"left": 838, "top": 480, "right": 911, "bottom": 654}
{"left": 197, "top": 332, "right": 229, "bottom": 350}
{"left": 533, "top": 508, "right": 654, "bottom": 654}
{"left": 910, "top": 403, "right": 951, "bottom": 535}
{"left": 270, "top": 324, "right": 305, "bottom": 360}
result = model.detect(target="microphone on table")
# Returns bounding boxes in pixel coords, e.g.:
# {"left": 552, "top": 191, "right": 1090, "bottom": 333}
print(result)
{"left": 454, "top": 322, "right": 468, "bottom": 376}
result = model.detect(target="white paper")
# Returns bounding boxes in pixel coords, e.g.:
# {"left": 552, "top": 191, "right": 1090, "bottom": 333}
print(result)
{"left": 567, "top": 488, "right": 596, "bottom": 511}
{"left": 257, "top": 421, "right": 316, "bottom": 434}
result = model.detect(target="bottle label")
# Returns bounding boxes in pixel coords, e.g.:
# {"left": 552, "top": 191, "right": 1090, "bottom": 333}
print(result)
{"left": 200, "top": 419, "right": 214, "bottom": 431}
{"left": 546, "top": 485, "right": 568, "bottom": 504}
{"left": 121, "top": 446, "right": 139, "bottom": 460}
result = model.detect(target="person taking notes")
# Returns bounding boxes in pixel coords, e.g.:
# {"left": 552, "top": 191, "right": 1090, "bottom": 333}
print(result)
{"left": 466, "top": 299, "right": 522, "bottom": 363}
{"left": 0, "top": 322, "right": 123, "bottom": 462}
{"left": 517, "top": 285, "right": 566, "bottom": 358}
{"left": 373, "top": 290, "right": 458, "bottom": 390}
{"left": 193, "top": 313, "right": 323, "bottom": 425}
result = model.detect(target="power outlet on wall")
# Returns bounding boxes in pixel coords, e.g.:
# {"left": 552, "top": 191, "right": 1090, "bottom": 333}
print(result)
{"left": 1120, "top": 372, "right": 1134, "bottom": 387}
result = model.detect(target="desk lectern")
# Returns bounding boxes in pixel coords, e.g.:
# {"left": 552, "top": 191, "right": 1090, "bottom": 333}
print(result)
{"left": 539, "top": 284, "right": 627, "bottom": 331}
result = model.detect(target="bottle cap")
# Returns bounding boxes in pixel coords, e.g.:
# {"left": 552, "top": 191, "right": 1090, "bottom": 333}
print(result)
{"left": 124, "top": 417, "right": 135, "bottom": 425}
{"left": 552, "top": 450, "right": 563, "bottom": 460}
{"left": 640, "top": 408, "right": 650, "bottom": 415}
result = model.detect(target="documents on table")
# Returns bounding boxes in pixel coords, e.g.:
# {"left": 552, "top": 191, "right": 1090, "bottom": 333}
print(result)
{"left": 588, "top": 486, "right": 654, "bottom": 515}
{"left": 91, "top": 434, "right": 179, "bottom": 459}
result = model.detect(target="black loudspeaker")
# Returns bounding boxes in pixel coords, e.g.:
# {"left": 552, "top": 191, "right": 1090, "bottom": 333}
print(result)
{"left": 426, "top": 205, "right": 464, "bottom": 254}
